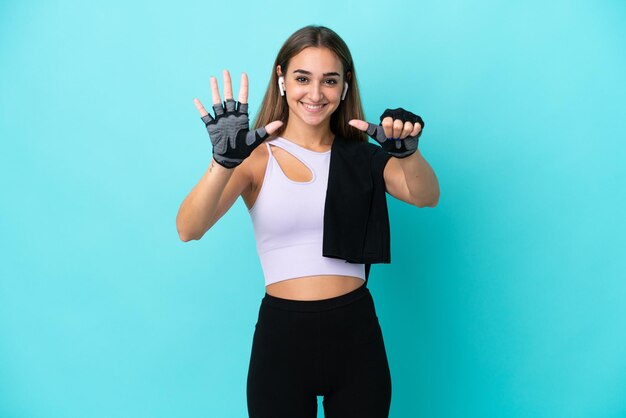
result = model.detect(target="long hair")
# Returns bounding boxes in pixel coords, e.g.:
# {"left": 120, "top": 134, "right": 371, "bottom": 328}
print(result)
{"left": 252, "top": 25, "right": 367, "bottom": 143}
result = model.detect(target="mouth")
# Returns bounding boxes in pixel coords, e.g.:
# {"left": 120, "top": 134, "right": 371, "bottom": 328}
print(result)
{"left": 300, "top": 101, "right": 328, "bottom": 113}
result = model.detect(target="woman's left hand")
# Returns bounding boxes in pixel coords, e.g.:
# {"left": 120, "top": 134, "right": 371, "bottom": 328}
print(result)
{"left": 348, "top": 107, "right": 425, "bottom": 158}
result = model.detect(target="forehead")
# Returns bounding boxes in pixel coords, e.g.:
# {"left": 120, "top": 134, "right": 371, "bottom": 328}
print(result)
{"left": 289, "top": 47, "right": 342, "bottom": 74}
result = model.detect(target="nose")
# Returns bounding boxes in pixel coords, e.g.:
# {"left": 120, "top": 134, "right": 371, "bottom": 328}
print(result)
{"left": 308, "top": 83, "right": 323, "bottom": 103}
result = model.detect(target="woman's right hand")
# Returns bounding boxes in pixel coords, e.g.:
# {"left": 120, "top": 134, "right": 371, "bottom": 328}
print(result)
{"left": 194, "top": 70, "right": 284, "bottom": 169}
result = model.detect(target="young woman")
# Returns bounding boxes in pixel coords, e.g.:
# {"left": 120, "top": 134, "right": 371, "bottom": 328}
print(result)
{"left": 176, "top": 25, "right": 439, "bottom": 418}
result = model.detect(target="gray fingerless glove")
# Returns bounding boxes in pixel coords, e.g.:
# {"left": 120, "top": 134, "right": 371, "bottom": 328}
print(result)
{"left": 201, "top": 98, "right": 269, "bottom": 168}
{"left": 365, "top": 108, "right": 425, "bottom": 158}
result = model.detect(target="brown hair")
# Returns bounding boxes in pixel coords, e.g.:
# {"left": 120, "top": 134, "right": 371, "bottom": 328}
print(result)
{"left": 252, "top": 25, "right": 367, "bottom": 142}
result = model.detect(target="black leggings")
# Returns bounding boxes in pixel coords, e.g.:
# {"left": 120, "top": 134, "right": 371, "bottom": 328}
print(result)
{"left": 246, "top": 283, "right": 392, "bottom": 417}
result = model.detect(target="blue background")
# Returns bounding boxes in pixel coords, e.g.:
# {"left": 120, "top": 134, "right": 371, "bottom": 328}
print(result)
{"left": 1, "top": 0, "right": 625, "bottom": 417}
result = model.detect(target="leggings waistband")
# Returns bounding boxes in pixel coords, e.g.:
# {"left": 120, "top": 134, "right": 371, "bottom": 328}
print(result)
{"left": 262, "top": 282, "right": 370, "bottom": 312}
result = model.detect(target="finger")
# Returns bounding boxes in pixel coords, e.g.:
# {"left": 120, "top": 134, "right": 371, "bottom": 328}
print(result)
{"left": 201, "top": 114, "right": 214, "bottom": 126}
{"left": 381, "top": 116, "right": 394, "bottom": 138}
{"left": 348, "top": 119, "right": 369, "bottom": 132}
{"left": 238, "top": 72, "right": 248, "bottom": 104}
{"left": 223, "top": 69, "right": 233, "bottom": 100}
{"left": 349, "top": 119, "right": 386, "bottom": 143}
{"left": 392, "top": 119, "right": 404, "bottom": 139}
{"left": 193, "top": 98, "right": 209, "bottom": 117}
{"left": 400, "top": 121, "right": 413, "bottom": 139}
{"left": 264, "top": 120, "right": 284, "bottom": 136}
{"left": 212, "top": 103, "right": 224, "bottom": 117}
{"left": 210, "top": 76, "right": 222, "bottom": 105}
{"left": 224, "top": 98, "right": 236, "bottom": 112}
{"left": 411, "top": 122, "right": 423, "bottom": 137}
{"left": 368, "top": 123, "right": 385, "bottom": 141}
{"left": 237, "top": 102, "right": 249, "bottom": 114}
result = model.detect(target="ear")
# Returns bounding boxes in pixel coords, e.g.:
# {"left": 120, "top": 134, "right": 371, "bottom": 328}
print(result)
{"left": 346, "top": 71, "right": 352, "bottom": 81}
{"left": 276, "top": 65, "right": 283, "bottom": 78}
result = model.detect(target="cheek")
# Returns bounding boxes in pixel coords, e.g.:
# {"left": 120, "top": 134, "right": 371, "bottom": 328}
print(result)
{"left": 327, "top": 87, "right": 343, "bottom": 100}
{"left": 286, "top": 84, "right": 306, "bottom": 98}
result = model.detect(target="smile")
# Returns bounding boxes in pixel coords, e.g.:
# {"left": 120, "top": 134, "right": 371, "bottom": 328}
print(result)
{"left": 300, "top": 101, "right": 328, "bottom": 113}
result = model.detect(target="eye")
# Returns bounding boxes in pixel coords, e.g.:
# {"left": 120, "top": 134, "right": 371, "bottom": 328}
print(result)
{"left": 324, "top": 79, "right": 338, "bottom": 85}
{"left": 296, "top": 77, "right": 308, "bottom": 83}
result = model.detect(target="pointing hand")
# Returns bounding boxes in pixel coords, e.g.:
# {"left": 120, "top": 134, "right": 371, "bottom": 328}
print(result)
{"left": 349, "top": 107, "right": 424, "bottom": 158}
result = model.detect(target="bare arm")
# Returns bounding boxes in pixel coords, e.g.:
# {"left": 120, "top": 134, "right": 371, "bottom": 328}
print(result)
{"left": 384, "top": 149, "right": 439, "bottom": 207}
{"left": 176, "top": 158, "right": 236, "bottom": 241}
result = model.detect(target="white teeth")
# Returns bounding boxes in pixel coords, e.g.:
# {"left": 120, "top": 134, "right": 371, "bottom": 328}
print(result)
{"left": 302, "top": 103, "right": 325, "bottom": 110}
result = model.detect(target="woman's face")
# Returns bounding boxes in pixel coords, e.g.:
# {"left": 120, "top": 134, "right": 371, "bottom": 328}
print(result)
{"left": 278, "top": 47, "right": 345, "bottom": 128}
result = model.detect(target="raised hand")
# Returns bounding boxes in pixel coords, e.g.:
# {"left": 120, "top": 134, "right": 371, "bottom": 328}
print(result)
{"left": 348, "top": 108, "right": 424, "bottom": 158}
{"left": 194, "top": 70, "right": 283, "bottom": 168}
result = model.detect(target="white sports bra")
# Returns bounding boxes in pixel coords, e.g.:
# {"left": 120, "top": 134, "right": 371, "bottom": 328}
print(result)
{"left": 248, "top": 136, "right": 365, "bottom": 286}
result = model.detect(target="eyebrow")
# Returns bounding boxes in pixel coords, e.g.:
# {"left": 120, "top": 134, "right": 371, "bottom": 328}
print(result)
{"left": 292, "top": 69, "right": 340, "bottom": 77}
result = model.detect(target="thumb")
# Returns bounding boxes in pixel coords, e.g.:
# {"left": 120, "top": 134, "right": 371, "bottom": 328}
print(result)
{"left": 264, "top": 120, "right": 284, "bottom": 136}
{"left": 348, "top": 119, "right": 369, "bottom": 132}
{"left": 350, "top": 119, "right": 386, "bottom": 144}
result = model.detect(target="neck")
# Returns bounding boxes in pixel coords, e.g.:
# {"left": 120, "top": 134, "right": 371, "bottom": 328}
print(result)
{"left": 281, "top": 116, "right": 335, "bottom": 149}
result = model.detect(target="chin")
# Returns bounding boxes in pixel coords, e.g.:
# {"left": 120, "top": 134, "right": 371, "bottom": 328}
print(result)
{"left": 302, "top": 114, "right": 327, "bottom": 124}
{"left": 291, "top": 110, "right": 326, "bottom": 126}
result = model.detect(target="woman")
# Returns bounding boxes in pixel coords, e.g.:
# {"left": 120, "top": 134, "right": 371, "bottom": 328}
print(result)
{"left": 176, "top": 25, "right": 439, "bottom": 418}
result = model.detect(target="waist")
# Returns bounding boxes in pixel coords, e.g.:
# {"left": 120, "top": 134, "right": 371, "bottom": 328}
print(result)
{"left": 266, "top": 275, "right": 366, "bottom": 301}
{"left": 263, "top": 278, "right": 369, "bottom": 311}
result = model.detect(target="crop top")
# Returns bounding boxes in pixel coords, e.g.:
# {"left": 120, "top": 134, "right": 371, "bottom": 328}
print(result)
{"left": 248, "top": 136, "right": 366, "bottom": 286}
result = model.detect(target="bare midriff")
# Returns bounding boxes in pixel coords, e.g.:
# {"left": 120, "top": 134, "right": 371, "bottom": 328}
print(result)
{"left": 265, "top": 275, "right": 365, "bottom": 300}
